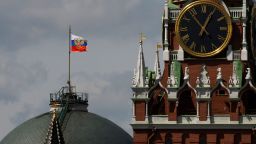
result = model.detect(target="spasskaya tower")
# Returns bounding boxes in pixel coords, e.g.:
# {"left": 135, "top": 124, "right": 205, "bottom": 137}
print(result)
{"left": 131, "top": 0, "right": 256, "bottom": 143}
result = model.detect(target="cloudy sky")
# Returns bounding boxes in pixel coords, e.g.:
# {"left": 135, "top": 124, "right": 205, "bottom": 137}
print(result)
{"left": 0, "top": 0, "right": 164, "bottom": 140}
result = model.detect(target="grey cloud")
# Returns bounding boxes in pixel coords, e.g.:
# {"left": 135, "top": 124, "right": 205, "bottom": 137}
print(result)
{"left": 0, "top": 0, "right": 162, "bottom": 51}
{"left": 10, "top": 104, "right": 33, "bottom": 125}
{"left": 0, "top": 53, "right": 48, "bottom": 102}
{"left": 70, "top": 71, "right": 133, "bottom": 134}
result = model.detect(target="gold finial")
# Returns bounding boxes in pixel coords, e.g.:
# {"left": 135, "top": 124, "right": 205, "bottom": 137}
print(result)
{"left": 156, "top": 42, "right": 163, "bottom": 49}
{"left": 139, "top": 32, "right": 146, "bottom": 44}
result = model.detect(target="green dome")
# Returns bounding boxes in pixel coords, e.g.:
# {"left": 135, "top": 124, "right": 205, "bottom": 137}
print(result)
{"left": 0, "top": 111, "right": 132, "bottom": 144}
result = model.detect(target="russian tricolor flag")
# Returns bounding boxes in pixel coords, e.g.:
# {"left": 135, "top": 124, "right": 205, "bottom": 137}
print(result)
{"left": 71, "top": 34, "right": 87, "bottom": 52}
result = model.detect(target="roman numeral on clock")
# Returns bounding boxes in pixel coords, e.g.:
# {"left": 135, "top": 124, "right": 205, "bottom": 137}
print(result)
{"left": 217, "top": 35, "right": 225, "bottom": 42}
{"left": 201, "top": 5, "right": 207, "bottom": 13}
{"left": 211, "top": 43, "right": 217, "bottom": 50}
{"left": 217, "top": 16, "right": 225, "bottom": 22}
{"left": 189, "top": 8, "right": 197, "bottom": 16}
{"left": 190, "top": 42, "right": 196, "bottom": 51}
{"left": 201, "top": 45, "right": 206, "bottom": 52}
{"left": 182, "top": 34, "right": 190, "bottom": 44}
{"left": 183, "top": 16, "right": 190, "bottom": 21}
{"left": 220, "top": 27, "right": 227, "bottom": 31}
{"left": 180, "top": 27, "right": 188, "bottom": 32}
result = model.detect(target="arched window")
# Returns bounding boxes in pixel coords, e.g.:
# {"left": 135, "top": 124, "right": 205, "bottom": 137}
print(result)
{"left": 148, "top": 90, "right": 166, "bottom": 115}
{"left": 241, "top": 90, "right": 256, "bottom": 114}
{"left": 211, "top": 88, "right": 230, "bottom": 115}
{"left": 177, "top": 89, "right": 196, "bottom": 116}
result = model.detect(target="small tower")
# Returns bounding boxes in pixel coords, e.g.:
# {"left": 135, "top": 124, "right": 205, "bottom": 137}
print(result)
{"left": 154, "top": 43, "right": 162, "bottom": 80}
{"left": 131, "top": 33, "right": 149, "bottom": 123}
{"left": 132, "top": 33, "right": 147, "bottom": 88}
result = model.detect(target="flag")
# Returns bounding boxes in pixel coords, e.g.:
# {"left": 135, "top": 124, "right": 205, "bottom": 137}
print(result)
{"left": 71, "top": 34, "right": 87, "bottom": 52}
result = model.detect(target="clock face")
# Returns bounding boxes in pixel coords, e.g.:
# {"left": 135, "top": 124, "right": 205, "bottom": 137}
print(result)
{"left": 175, "top": 0, "right": 232, "bottom": 57}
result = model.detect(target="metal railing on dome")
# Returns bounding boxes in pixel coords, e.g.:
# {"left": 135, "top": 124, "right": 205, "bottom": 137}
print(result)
{"left": 50, "top": 86, "right": 88, "bottom": 104}
{"left": 49, "top": 86, "right": 88, "bottom": 125}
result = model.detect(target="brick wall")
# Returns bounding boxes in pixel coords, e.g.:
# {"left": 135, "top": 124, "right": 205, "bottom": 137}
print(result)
{"left": 135, "top": 101, "right": 146, "bottom": 121}
{"left": 133, "top": 130, "right": 254, "bottom": 144}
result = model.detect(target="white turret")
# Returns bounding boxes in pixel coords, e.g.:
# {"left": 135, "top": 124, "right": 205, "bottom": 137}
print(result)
{"left": 132, "top": 35, "right": 146, "bottom": 87}
{"left": 163, "top": 0, "right": 170, "bottom": 61}
{"left": 154, "top": 44, "right": 161, "bottom": 80}
{"left": 241, "top": 0, "right": 248, "bottom": 61}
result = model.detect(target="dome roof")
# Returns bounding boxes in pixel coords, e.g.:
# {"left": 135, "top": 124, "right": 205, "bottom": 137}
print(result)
{"left": 0, "top": 111, "right": 132, "bottom": 144}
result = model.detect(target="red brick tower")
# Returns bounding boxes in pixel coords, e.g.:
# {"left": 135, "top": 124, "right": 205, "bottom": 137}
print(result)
{"left": 131, "top": 0, "right": 256, "bottom": 143}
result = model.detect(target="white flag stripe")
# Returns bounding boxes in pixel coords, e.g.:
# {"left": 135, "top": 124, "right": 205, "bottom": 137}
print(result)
{"left": 71, "top": 34, "right": 85, "bottom": 40}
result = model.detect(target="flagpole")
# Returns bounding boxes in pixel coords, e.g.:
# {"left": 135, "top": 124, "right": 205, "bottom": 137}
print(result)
{"left": 68, "top": 25, "right": 71, "bottom": 93}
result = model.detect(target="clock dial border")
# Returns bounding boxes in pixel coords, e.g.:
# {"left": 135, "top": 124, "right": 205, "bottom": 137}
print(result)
{"left": 175, "top": 0, "right": 232, "bottom": 58}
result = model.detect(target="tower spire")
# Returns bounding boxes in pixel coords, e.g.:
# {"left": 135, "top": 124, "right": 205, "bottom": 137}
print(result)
{"left": 132, "top": 33, "right": 146, "bottom": 87}
{"left": 154, "top": 43, "right": 162, "bottom": 80}
{"left": 163, "top": 0, "right": 170, "bottom": 61}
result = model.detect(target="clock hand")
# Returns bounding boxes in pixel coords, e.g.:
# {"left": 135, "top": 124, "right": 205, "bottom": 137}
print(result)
{"left": 190, "top": 14, "right": 210, "bottom": 35}
{"left": 199, "top": 8, "right": 216, "bottom": 36}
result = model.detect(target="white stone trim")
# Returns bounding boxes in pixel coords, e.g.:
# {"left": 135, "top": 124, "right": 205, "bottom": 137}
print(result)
{"left": 148, "top": 115, "right": 169, "bottom": 124}
{"left": 177, "top": 45, "right": 184, "bottom": 61}
{"left": 132, "top": 102, "right": 135, "bottom": 117}
{"left": 241, "top": 0, "right": 248, "bottom": 61}
{"left": 230, "top": 121, "right": 239, "bottom": 124}
{"left": 240, "top": 115, "right": 256, "bottom": 124}
{"left": 177, "top": 115, "right": 198, "bottom": 124}
{"left": 207, "top": 102, "right": 210, "bottom": 117}
{"left": 226, "top": 45, "right": 233, "bottom": 61}
{"left": 145, "top": 102, "right": 148, "bottom": 118}
{"left": 210, "top": 115, "right": 230, "bottom": 124}
{"left": 163, "top": 49, "right": 169, "bottom": 61}
{"left": 197, "top": 102, "right": 199, "bottom": 117}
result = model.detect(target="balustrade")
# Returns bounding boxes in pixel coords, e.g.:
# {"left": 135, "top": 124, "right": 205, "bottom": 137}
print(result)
{"left": 169, "top": 7, "right": 242, "bottom": 21}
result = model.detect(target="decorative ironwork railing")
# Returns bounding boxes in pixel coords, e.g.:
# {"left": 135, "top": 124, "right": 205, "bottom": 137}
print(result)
{"left": 49, "top": 86, "right": 88, "bottom": 125}
{"left": 170, "top": 51, "right": 178, "bottom": 60}
{"left": 50, "top": 86, "right": 88, "bottom": 104}
{"left": 169, "top": 7, "right": 242, "bottom": 21}
{"left": 233, "top": 50, "right": 241, "bottom": 60}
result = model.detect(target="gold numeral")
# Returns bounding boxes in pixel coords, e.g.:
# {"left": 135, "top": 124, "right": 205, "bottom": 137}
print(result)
{"left": 180, "top": 27, "right": 188, "bottom": 32}
{"left": 189, "top": 8, "right": 197, "bottom": 16}
{"left": 211, "top": 43, "right": 217, "bottom": 49}
{"left": 217, "top": 35, "right": 225, "bottom": 42}
{"left": 201, "top": 5, "right": 207, "bottom": 13}
{"left": 183, "top": 16, "right": 190, "bottom": 21}
{"left": 190, "top": 42, "right": 196, "bottom": 51}
{"left": 217, "top": 16, "right": 225, "bottom": 22}
{"left": 220, "top": 27, "right": 227, "bottom": 31}
{"left": 201, "top": 45, "right": 206, "bottom": 52}
{"left": 182, "top": 34, "right": 190, "bottom": 44}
